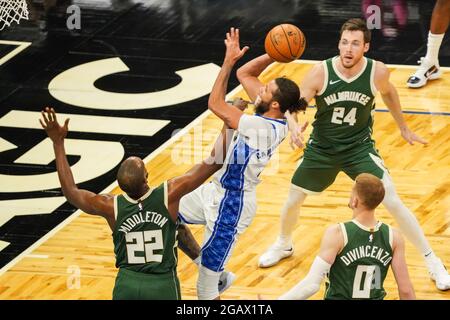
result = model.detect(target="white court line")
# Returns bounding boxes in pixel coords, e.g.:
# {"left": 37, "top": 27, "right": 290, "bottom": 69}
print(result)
{"left": 0, "top": 82, "right": 244, "bottom": 277}
{"left": 25, "top": 255, "right": 49, "bottom": 259}
{"left": 0, "top": 110, "right": 170, "bottom": 137}
{"left": 0, "top": 40, "right": 32, "bottom": 66}
{"left": 1, "top": 58, "right": 445, "bottom": 277}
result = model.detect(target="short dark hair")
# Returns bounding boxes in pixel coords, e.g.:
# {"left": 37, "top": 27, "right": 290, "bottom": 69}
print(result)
{"left": 117, "top": 157, "right": 145, "bottom": 197}
{"left": 273, "top": 77, "right": 307, "bottom": 113}
{"left": 340, "top": 18, "right": 371, "bottom": 43}
{"left": 355, "top": 173, "right": 385, "bottom": 210}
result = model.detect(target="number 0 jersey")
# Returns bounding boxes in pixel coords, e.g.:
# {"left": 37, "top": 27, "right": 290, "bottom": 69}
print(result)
{"left": 311, "top": 56, "right": 376, "bottom": 154}
{"left": 112, "top": 182, "right": 178, "bottom": 274}
{"left": 325, "top": 220, "right": 393, "bottom": 300}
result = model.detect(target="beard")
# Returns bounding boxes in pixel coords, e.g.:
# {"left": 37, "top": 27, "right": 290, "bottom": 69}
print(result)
{"left": 254, "top": 96, "right": 270, "bottom": 115}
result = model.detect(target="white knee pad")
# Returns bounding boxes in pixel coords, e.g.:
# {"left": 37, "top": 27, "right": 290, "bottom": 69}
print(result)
{"left": 381, "top": 174, "right": 402, "bottom": 209}
{"left": 285, "top": 185, "right": 308, "bottom": 208}
{"left": 197, "top": 265, "right": 221, "bottom": 300}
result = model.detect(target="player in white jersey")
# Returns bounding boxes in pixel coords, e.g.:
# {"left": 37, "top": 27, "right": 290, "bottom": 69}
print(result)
{"left": 178, "top": 28, "right": 306, "bottom": 300}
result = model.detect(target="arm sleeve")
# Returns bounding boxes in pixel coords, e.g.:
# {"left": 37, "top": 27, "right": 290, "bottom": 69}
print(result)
{"left": 278, "top": 256, "right": 331, "bottom": 300}
{"left": 237, "top": 114, "right": 275, "bottom": 149}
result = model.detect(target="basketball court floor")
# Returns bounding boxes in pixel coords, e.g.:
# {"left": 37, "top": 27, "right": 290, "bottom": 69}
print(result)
{"left": 0, "top": 0, "right": 449, "bottom": 300}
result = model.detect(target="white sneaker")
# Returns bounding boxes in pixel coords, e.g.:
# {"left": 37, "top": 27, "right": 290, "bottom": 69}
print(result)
{"left": 258, "top": 241, "right": 294, "bottom": 268}
{"left": 427, "top": 258, "right": 450, "bottom": 291}
{"left": 218, "top": 271, "right": 235, "bottom": 294}
{"left": 407, "top": 57, "right": 442, "bottom": 88}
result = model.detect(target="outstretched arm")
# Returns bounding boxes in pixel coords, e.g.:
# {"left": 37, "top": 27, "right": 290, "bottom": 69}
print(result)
{"left": 278, "top": 224, "right": 342, "bottom": 300}
{"left": 391, "top": 229, "right": 416, "bottom": 300}
{"left": 375, "top": 62, "right": 427, "bottom": 145}
{"left": 236, "top": 54, "right": 274, "bottom": 102}
{"left": 177, "top": 224, "right": 201, "bottom": 261}
{"left": 166, "top": 98, "right": 248, "bottom": 218}
{"left": 39, "top": 108, "right": 115, "bottom": 229}
{"left": 208, "top": 27, "right": 249, "bottom": 129}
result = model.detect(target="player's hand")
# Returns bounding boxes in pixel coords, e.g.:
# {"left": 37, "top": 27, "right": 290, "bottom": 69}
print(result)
{"left": 289, "top": 121, "right": 308, "bottom": 149}
{"left": 224, "top": 27, "right": 249, "bottom": 64}
{"left": 400, "top": 126, "right": 427, "bottom": 145}
{"left": 231, "top": 97, "right": 249, "bottom": 111}
{"left": 39, "top": 107, "right": 70, "bottom": 144}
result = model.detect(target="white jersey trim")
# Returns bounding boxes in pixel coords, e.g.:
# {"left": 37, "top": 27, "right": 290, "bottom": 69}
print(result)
{"left": 291, "top": 183, "right": 322, "bottom": 195}
{"left": 388, "top": 225, "right": 394, "bottom": 250}
{"left": 352, "top": 219, "right": 382, "bottom": 232}
{"left": 370, "top": 59, "right": 378, "bottom": 96}
{"left": 122, "top": 187, "right": 153, "bottom": 204}
{"left": 339, "top": 222, "right": 348, "bottom": 248}
{"left": 317, "top": 60, "right": 328, "bottom": 96}
{"left": 332, "top": 56, "right": 368, "bottom": 83}
{"left": 113, "top": 195, "right": 118, "bottom": 221}
{"left": 164, "top": 181, "right": 168, "bottom": 210}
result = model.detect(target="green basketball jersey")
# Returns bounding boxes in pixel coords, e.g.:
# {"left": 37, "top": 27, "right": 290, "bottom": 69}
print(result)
{"left": 325, "top": 220, "right": 393, "bottom": 300}
{"left": 311, "top": 56, "right": 376, "bottom": 154}
{"left": 112, "top": 182, "right": 178, "bottom": 274}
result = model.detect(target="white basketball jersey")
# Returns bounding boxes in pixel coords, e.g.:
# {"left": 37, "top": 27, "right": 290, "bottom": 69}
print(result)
{"left": 212, "top": 114, "right": 288, "bottom": 192}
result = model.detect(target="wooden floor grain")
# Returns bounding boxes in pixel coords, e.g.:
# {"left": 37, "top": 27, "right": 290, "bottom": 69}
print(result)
{"left": 0, "top": 62, "right": 449, "bottom": 300}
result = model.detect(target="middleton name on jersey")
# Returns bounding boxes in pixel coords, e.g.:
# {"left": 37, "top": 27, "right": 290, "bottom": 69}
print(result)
{"left": 118, "top": 210, "right": 168, "bottom": 234}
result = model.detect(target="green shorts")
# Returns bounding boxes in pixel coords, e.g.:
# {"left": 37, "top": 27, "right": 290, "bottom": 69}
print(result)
{"left": 291, "top": 143, "right": 388, "bottom": 193}
{"left": 112, "top": 267, "right": 181, "bottom": 300}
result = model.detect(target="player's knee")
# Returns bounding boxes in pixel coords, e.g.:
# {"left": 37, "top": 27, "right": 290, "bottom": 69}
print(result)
{"left": 285, "top": 186, "right": 307, "bottom": 208}
{"left": 197, "top": 265, "right": 221, "bottom": 300}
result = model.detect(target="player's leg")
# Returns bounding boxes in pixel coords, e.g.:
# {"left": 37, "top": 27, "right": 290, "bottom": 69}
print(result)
{"left": 407, "top": 0, "right": 450, "bottom": 88}
{"left": 258, "top": 151, "right": 340, "bottom": 268}
{"left": 197, "top": 188, "right": 254, "bottom": 299}
{"left": 343, "top": 148, "right": 450, "bottom": 290}
{"left": 382, "top": 173, "right": 450, "bottom": 290}
{"left": 178, "top": 182, "right": 236, "bottom": 294}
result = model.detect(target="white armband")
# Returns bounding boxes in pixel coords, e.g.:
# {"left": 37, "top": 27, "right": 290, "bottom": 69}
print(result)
{"left": 278, "top": 256, "right": 331, "bottom": 300}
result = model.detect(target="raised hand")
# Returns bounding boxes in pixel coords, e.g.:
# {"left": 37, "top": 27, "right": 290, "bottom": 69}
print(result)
{"left": 289, "top": 121, "right": 309, "bottom": 149}
{"left": 231, "top": 97, "right": 249, "bottom": 111}
{"left": 224, "top": 27, "right": 249, "bottom": 64}
{"left": 39, "top": 107, "right": 70, "bottom": 144}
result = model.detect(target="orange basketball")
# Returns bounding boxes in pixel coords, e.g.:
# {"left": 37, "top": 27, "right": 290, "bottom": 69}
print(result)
{"left": 264, "top": 24, "right": 306, "bottom": 63}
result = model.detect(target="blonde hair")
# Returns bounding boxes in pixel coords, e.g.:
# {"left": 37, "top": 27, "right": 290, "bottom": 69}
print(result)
{"left": 355, "top": 173, "right": 385, "bottom": 209}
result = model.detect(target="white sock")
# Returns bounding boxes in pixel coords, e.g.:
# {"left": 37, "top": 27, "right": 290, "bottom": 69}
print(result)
{"left": 424, "top": 251, "right": 438, "bottom": 264}
{"left": 197, "top": 265, "right": 221, "bottom": 300}
{"left": 278, "top": 185, "right": 307, "bottom": 247}
{"left": 424, "top": 31, "right": 444, "bottom": 63}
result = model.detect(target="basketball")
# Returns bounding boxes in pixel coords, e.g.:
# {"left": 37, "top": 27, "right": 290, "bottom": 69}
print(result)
{"left": 264, "top": 24, "right": 306, "bottom": 63}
